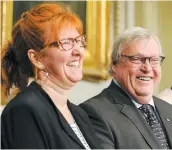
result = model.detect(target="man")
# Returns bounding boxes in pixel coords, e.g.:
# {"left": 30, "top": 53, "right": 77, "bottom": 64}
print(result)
{"left": 80, "top": 27, "right": 172, "bottom": 149}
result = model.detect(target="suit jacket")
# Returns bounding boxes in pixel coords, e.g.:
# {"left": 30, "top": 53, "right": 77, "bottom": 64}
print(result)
{"left": 79, "top": 80, "right": 172, "bottom": 149}
{"left": 1, "top": 81, "right": 101, "bottom": 149}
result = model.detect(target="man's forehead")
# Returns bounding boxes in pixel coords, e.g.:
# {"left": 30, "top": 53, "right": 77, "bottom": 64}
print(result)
{"left": 121, "top": 37, "right": 161, "bottom": 55}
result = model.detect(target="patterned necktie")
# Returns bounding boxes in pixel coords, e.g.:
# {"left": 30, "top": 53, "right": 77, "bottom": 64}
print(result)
{"left": 139, "top": 104, "right": 169, "bottom": 149}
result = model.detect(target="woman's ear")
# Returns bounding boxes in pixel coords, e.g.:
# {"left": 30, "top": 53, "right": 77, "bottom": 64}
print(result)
{"left": 27, "top": 49, "right": 43, "bottom": 69}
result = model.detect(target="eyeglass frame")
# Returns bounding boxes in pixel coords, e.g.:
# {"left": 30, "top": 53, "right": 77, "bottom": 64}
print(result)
{"left": 119, "top": 54, "right": 165, "bottom": 68}
{"left": 44, "top": 35, "right": 86, "bottom": 51}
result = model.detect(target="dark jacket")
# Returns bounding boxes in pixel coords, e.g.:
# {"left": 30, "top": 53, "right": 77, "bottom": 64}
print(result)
{"left": 79, "top": 80, "right": 172, "bottom": 149}
{"left": 1, "top": 81, "right": 101, "bottom": 149}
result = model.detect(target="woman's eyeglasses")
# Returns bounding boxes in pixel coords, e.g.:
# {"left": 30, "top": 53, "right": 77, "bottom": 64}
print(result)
{"left": 45, "top": 35, "right": 86, "bottom": 51}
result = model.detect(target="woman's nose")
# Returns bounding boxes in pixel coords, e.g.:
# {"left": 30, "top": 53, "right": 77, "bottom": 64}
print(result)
{"left": 72, "top": 42, "right": 84, "bottom": 56}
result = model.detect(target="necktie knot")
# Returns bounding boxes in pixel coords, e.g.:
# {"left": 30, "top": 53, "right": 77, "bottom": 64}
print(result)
{"left": 139, "top": 104, "right": 153, "bottom": 112}
{"left": 139, "top": 104, "right": 156, "bottom": 122}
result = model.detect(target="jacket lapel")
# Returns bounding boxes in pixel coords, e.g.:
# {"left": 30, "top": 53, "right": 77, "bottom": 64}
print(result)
{"left": 57, "top": 104, "right": 85, "bottom": 149}
{"left": 66, "top": 101, "right": 88, "bottom": 149}
{"left": 154, "top": 98, "right": 172, "bottom": 148}
{"left": 120, "top": 104, "right": 162, "bottom": 148}
{"left": 58, "top": 113, "right": 84, "bottom": 148}
{"left": 68, "top": 101, "right": 99, "bottom": 149}
{"left": 108, "top": 81, "right": 162, "bottom": 149}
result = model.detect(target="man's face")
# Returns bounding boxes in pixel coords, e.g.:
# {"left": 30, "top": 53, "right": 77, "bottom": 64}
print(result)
{"left": 112, "top": 37, "right": 162, "bottom": 104}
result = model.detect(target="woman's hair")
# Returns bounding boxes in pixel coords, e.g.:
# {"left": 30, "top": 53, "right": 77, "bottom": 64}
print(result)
{"left": 1, "top": 3, "right": 83, "bottom": 96}
{"left": 109, "top": 27, "right": 163, "bottom": 75}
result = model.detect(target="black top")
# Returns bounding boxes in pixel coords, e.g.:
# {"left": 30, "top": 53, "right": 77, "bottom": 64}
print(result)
{"left": 1, "top": 81, "right": 101, "bottom": 149}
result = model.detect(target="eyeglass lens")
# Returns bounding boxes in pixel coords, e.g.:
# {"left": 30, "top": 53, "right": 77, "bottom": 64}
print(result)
{"left": 60, "top": 35, "right": 86, "bottom": 51}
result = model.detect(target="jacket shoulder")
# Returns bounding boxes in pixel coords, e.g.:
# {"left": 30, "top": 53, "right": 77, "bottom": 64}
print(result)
{"left": 154, "top": 96, "right": 172, "bottom": 108}
{"left": 2, "top": 82, "right": 46, "bottom": 116}
{"left": 154, "top": 95, "right": 171, "bottom": 104}
{"left": 79, "top": 88, "right": 116, "bottom": 115}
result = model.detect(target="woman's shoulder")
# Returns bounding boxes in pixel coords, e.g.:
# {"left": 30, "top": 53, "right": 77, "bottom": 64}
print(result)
{"left": 1, "top": 81, "right": 47, "bottom": 116}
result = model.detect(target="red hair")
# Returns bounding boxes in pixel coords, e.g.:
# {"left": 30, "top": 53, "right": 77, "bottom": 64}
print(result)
{"left": 1, "top": 3, "right": 83, "bottom": 95}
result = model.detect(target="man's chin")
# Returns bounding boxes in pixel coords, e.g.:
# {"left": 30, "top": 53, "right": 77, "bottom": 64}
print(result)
{"left": 132, "top": 92, "right": 153, "bottom": 104}
{"left": 134, "top": 86, "right": 153, "bottom": 95}
{"left": 134, "top": 91, "right": 153, "bottom": 99}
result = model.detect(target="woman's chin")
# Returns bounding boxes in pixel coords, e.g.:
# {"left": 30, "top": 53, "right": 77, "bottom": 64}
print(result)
{"left": 67, "top": 74, "right": 83, "bottom": 84}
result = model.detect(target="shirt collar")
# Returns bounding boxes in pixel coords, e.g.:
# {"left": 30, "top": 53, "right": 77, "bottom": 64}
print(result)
{"left": 113, "top": 79, "right": 155, "bottom": 109}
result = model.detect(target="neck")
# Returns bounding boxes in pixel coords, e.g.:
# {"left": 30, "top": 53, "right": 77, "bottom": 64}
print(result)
{"left": 37, "top": 78, "right": 69, "bottom": 107}
{"left": 37, "top": 80, "right": 75, "bottom": 124}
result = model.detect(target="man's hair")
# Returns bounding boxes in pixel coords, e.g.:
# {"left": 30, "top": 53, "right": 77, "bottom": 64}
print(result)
{"left": 109, "top": 27, "right": 163, "bottom": 75}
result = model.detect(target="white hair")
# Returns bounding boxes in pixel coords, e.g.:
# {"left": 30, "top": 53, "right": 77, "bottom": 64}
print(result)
{"left": 109, "top": 27, "right": 163, "bottom": 75}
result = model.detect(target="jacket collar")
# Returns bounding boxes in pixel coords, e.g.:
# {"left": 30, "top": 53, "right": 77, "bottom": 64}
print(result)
{"left": 68, "top": 101, "right": 100, "bottom": 149}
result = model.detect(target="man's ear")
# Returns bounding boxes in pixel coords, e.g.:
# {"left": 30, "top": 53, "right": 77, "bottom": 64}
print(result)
{"left": 27, "top": 49, "right": 43, "bottom": 69}
{"left": 112, "top": 64, "right": 117, "bottom": 77}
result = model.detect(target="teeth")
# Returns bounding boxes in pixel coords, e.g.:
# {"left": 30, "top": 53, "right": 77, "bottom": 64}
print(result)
{"left": 67, "top": 61, "right": 80, "bottom": 67}
{"left": 137, "top": 77, "right": 152, "bottom": 81}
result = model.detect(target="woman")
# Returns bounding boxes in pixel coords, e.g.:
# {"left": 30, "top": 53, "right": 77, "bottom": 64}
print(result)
{"left": 1, "top": 3, "right": 100, "bottom": 149}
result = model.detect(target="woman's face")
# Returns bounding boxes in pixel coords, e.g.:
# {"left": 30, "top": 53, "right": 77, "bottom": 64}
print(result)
{"left": 40, "top": 27, "right": 85, "bottom": 89}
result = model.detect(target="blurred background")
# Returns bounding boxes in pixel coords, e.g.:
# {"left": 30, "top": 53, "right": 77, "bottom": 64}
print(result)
{"left": 1, "top": 1, "right": 172, "bottom": 107}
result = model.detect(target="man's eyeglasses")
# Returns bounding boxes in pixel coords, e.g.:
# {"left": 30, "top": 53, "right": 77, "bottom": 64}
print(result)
{"left": 45, "top": 35, "right": 86, "bottom": 51}
{"left": 120, "top": 54, "right": 165, "bottom": 68}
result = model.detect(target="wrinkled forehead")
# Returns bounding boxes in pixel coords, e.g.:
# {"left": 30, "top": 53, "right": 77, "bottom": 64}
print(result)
{"left": 120, "top": 36, "right": 162, "bottom": 56}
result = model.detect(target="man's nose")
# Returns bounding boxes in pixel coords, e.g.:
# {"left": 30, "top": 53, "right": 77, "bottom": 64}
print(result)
{"left": 140, "top": 59, "right": 152, "bottom": 72}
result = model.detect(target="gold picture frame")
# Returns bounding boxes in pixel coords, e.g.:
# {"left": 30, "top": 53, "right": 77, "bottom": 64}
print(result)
{"left": 1, "top": 1, "right": 13, "bottom": 49}
{"left": 1, "top": 1, "right": 13, "bottom": 105}
{"left": 83, "top": 1, "right": 112, "bottom": 81}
